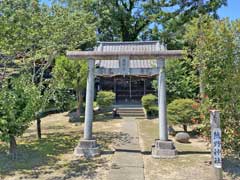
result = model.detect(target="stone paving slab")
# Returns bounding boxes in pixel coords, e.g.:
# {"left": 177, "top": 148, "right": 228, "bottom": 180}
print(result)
{"left": 111, "top": 151, "right": 143, "bottom": 168}
{"left": 107, "top": 117, "right": 144, "bottom": 180}
{"left": 108, "top": 165, "right": 144, "bottom": 180}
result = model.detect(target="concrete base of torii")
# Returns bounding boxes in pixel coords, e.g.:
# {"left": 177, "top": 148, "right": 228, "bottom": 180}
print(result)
{"left": 74, "top": 139, "right": 100, "bottom": 158}
{"left": 152, "top": 140, "right": 177, "bottom": 158}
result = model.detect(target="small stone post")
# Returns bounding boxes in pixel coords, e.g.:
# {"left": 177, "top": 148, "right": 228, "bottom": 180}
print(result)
{"left": 74, "top": 58, "right": 100, "bottom": 158}
{"left": 210, "top": 110, "right": 223, "bottom": 180}
{"left": 152, "top": 59, "right": 177, "bottom": 158}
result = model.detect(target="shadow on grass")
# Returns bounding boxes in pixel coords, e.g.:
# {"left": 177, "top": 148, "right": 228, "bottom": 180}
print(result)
{"left": 94, "top": 112, "right": 122, "bottom": 122}
{"left": 223, "top": 156, "right": 240, "bottom": 179}
{"left": 94, "top": 131, "right": 130, "bottom": 151}
{"left": 66, "top": 111, "right": 122, "bottom": 123}
{"left": 0, "top": 130, "right": 128, "bottom": 179}
{"left": 0, "top": 132, "right": 81, "bottom": 176}
{"left": 178, "top": 151, "right": 211, "bottom": 155}
{"left": 60, "top": 158, "right": 108, "bottom": 180}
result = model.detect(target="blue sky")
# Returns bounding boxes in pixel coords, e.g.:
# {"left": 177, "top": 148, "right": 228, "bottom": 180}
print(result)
{"left": 42, "top": 0, "right": 240, "bottom": 20}
{"left": 218, "top": 0, "right": 240, "bottom": 20}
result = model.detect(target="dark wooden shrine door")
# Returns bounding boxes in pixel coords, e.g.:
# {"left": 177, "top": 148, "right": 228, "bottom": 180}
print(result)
{"left": 115, "top": 76, "right": 145, "bottom": 104}
{"left": 115, "top": 76, "right": 130, "bottom": 104}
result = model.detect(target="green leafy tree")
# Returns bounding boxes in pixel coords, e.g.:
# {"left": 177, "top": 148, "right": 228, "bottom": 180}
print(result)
{"left": 168, "top": 99, "right": 200, "bottom": 132}
{"left": 185, "top": 17, "right": 240, "bottom": 154}
{"left": 160, "top": 0, "right": 227, "bottom": 49}
{"left": 59, "top": 0, "right": 226, "bottom": 41}
{"left": 151, "top": 59, "right": 198, "bottom": 103}
{"left": 166, "top": 59, "right": 198, "bottom": 102}
{"left": 53, "top": 56, "right": 88, "bottom": 119}
{"left": 0, "top": 75, "right": 41, "bottom": 159}
{"left": 0, "top": 0, "right": 96, "bottom": 138}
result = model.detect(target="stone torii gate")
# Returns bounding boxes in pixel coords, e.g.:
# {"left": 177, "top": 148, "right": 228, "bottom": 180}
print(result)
{"left": 67, "top": 41, "right": 182, "bottom": 158}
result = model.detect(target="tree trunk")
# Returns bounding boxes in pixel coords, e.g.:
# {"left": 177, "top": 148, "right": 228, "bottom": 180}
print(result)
{"left": 199, "top": 67, "right": 205, "bottom": 103}
{"left": 37, "top": 117, "right": 41, "bottom": 139}
{"left": 76, "top": 89, "right": 83, "bottom": 119}
{"left": 9, "top": 135, "right": 17, "bottom": 160}
{"left": 183, "top": 124, "right": 188, "bottom": 132}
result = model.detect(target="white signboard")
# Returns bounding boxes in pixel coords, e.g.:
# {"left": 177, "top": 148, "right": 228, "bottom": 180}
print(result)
{"left": 212, "top": 128, "right": 222, "bottom": 168}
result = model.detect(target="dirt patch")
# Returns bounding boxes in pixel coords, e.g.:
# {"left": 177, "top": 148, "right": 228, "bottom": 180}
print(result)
{"left": 137, "top": 118, "right": 239, "bottom": 180}
{"left": 143, "top": 154, "right": 215, "bottom": 180}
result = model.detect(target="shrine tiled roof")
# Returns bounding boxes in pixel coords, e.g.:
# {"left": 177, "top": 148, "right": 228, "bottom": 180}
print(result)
{"left": 95, "top": 41, "right": 162, "bottom": 69}
{"left": 95, "top": 59, "right": 157, "bottom": 69}
{"left": 96, "top": 41, "right": 164, "bottom": 52}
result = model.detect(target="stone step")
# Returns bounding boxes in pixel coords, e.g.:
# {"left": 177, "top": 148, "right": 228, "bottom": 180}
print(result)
{"left": 117, "top": 108, "right": 143, "bottom": 111}
{"left": 119, "top": 114, "right": 144, "bottom": 117}
{"left": 117, "top": 108, "right": 145, "bottom": 117}
{"left": 115, "top": 109, "right": 143, "bottom": 111}
{"left": 117, "top": 112, "right": 144, "bottom": 115}
{"left": 118, "top": 112, "right": 144, "bottom": 114}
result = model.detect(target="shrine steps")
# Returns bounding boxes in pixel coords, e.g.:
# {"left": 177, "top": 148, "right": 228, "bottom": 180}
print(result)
{"left": 116, "top": 107, "right": 145, "bottom": 117}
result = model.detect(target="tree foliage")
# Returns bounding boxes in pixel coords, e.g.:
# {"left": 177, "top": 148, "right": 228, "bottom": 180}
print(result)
{"left": 54, "top": 0, "right": 226, "bottom": 42}
{"left": 52, "top": 56, "right": 88, "bottom": 117}
{"left": 0, "top": 0, "right": 96, "bottom": 140}
{"left": 0, "top": 0, "right": 96, "bottom": 81}
{"left": 160, "top": 0, "right": 227, "bottom": 49}
{"left": 0, "top": 75, "right": 40, "bottom": 158}
{"left": 185, "top": 17, "right": 240, "bottom": 154}
{"left": 151, "top": 59, "right": 198, "bottom": 103}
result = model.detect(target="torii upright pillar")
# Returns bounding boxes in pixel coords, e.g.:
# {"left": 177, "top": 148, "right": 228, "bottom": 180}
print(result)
{"left": 74, "top": 58, "right": 100, "bottom": 158}
{"left": 152, "top": 59, "right": 177, "bottom": 158}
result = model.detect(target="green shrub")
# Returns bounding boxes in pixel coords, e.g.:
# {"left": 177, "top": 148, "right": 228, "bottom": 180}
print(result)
{"left": 167, "top": 99, "right": 200, "bottom": 132}
{"left": 147, "top": 106, "right": 158, "bottom": 117}
{"left": 141, "top": 94, "right": 158, "bottom": 118}
{"left": 0, "top": 75, "right": 41, "bottom": 158}
{"left": 96, "top": 91, "right": 116, "bottom": 110}
{"left": 141, "top": 94, "right": 157, "bottom": 110}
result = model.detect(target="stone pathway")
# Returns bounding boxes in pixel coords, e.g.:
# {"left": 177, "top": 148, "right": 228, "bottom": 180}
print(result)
{"left": 107, "top": 117, "right": 144, "bottom": 180}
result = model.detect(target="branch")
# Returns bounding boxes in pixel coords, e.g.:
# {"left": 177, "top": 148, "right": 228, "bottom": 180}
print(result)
{"left": 39, "top": 50, "right": 58, "bottom": 86}
{"left": 129, "top": 0, "right": 134, "bottom": 11}
{"left": 120, "top": 0, "right": 128, "bottom": 10}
